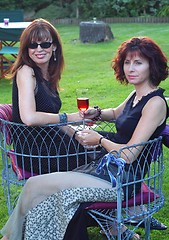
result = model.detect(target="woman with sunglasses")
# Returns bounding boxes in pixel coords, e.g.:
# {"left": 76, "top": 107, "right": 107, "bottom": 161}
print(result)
{"left": 8, "top": 18, "right": 90, "bottom": 176}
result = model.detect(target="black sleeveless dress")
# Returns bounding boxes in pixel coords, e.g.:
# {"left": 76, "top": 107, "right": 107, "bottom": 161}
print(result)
{"left": 73, "top": 88, "right": 169, "bottom": 198}
{"left": 65, "top": 88, "right": 168, "bottom": 240}
{"left": 12, "top": 68, "right": 88, "bottom": 174}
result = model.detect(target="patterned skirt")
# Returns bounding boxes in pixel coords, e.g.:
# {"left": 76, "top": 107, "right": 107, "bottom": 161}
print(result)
{"left": 24, "top": 187, "right": 119, "bottom": 240}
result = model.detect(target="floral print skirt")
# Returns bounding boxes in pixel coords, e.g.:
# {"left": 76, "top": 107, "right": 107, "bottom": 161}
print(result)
{"left": 24, "top": 187, "right": 119, "bottom": 240}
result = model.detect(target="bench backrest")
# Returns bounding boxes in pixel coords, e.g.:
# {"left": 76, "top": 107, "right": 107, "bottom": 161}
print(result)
{"left": 0, "top": 104, "right": 168, "bottom": 148}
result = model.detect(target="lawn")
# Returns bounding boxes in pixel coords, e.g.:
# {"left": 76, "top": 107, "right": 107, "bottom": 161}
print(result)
{"left": 0, "top": 22, "right": 169, "bottom": 239}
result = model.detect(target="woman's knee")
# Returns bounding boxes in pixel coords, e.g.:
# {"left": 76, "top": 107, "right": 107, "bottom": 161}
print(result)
{"left": 24, "top": 177, "right": 38, "bottom": 195}
{"left": 20, "top": 177, "right": 39, "bottom": 214}
{"left": 24, "top": 176, "right": 52, "bottom": 209}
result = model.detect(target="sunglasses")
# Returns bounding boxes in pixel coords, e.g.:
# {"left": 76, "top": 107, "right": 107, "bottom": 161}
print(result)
{"left": 28, "top": 42, "right": 53, "bottom": 49}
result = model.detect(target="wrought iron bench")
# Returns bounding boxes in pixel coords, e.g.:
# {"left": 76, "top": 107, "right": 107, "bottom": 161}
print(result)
{"left": 0, "top": 104, "right": 115, "bottom": 215}
{"left": 23, "top": 128, "right": 168, "bottom": 240}
{"left": 0, "top": 103, "right": 168, "bottom": 239}
{"left": 86, "top": 136, "right": 165, "bottom": 240}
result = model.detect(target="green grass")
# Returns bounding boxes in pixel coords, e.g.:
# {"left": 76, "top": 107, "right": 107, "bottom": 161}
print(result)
{"left": 0, "top": 23, "right": 169, "bottom": 239}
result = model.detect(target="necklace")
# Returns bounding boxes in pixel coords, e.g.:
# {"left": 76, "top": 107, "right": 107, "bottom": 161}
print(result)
{"left": 132, "top": 88, "right": 158, "bottom": 107}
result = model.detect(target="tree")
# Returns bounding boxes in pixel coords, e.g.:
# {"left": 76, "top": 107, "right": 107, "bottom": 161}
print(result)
{"left": 1, "top": 0, "right": 169, "bottom": 19}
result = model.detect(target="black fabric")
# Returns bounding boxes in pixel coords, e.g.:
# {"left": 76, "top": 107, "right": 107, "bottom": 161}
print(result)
{"left": 65, "top": 88, "right": 169, "bottom": 239}
{"left": 113, "top": 88, "right": 168, "bottom": 144}
{"left": 73, "top": 89, "right": 168, "bottom": 199}
{"left": 11, "top": 125, "right": 89, "bottom": 173}
{"left": 74, "top": 88, "right": 168, "bottom": 182}
{"left": 12, "top": 68, "right": 88, "bottom": 173}
{"left": 12, "top": 68, "right": 62, "bottom": 124}
{"left": 63, "top": 202, "right": 97, "bottom": 240}
{"left": 73, "top": 157, "right": 139, "bottom": 200}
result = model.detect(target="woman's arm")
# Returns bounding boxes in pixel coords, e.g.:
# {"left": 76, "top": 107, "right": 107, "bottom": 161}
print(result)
{"left": 16, "top": 65, "right": 81, "bottom": 126}
{"left": 83, "top": 91, "right": 135, "bottom": 122}
{"left": 78, "top": 96, "right": 167, "bottom": 163}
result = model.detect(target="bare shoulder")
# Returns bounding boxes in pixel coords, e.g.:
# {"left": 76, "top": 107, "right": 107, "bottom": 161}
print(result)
{"left": 147, "top": 96, "right": 166, "bottom": 108}
{"left": 16, "top": 65, "right": 36, "bottom": 90}
{"left": 144, "top": 96, "right": 167, "bottom": 118}
{"left": 17, "top": 65, "right": 34, "bottom": 78}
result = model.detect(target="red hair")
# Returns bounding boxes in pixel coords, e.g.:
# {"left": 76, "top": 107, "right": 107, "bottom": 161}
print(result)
{"left": 112, "top": 36, "right": 168, "bottom": 86}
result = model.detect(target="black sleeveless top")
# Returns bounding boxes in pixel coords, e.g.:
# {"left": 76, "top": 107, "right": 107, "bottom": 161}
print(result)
{"left": 113, "top": 88, "right": 168, "bottom": 144}
{"left": 11, "top": 68, "right": 87, "bottom": 174}
{"left": 12, "top": 68, "right": 62, "bottom": 123}
{"left": 74, "top": 88, "right": 168, "bottom": 198}
{"left": 113, "top": 88, "right": 168, "bottom": 178}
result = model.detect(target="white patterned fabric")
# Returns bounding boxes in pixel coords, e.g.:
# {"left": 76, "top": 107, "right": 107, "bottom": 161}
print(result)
{"left": 24, "top": 187, "right": 119, "bottom": 240}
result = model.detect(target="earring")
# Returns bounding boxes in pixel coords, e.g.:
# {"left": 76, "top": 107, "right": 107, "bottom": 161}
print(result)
{"left": 53, "top": 50, "right": 56, "bottom": 61}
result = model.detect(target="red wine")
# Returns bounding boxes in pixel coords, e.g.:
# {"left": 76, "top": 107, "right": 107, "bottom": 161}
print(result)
{"left": 77, "top": 98, "right": 89, "bottom": 111}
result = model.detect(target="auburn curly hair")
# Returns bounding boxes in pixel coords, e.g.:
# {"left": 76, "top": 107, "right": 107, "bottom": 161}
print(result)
{"left": 112, "top": 36, "right": 168, "bottom": 86}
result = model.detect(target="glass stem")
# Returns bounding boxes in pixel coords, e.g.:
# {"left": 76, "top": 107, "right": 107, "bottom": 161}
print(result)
{"left": 81, "top": 111, "right": 85, "bottom": 129}
{"left": 83, "top": 117, "right": 85, "bottom": 129}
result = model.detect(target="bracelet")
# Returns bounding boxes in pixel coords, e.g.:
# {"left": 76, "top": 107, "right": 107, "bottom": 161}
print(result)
{"left": 59, "top": 113, "right": 67, "bottom": 123}
{"left": 99, "top": 136, "right": 105, "bottom": 145}
{"left": 92, "top": 106, "right": 102, "bottom": 121}
{"left": 73, "top": 130, "right": 78, "bottom": 138}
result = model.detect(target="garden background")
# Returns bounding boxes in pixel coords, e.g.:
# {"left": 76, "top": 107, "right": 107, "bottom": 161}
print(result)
{"left": 1, "top": 0, "right": 169, "bottom": 21}
{"left": 0, "top": 22, "right": 169, "bottom": 239}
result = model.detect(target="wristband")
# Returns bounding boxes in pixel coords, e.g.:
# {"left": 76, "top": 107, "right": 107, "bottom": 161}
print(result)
{"left": 59, "top": 113, "right": 67, "bottom": 123}
{"left": 99, "top": 136, "right": 105, "bottom": 146}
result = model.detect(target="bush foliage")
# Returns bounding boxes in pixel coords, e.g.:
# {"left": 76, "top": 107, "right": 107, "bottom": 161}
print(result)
{"left": 1, "top": 0, "right": 169, "bottom": 20}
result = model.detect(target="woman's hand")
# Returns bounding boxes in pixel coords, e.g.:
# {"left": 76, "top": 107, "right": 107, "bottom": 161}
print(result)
{"left": 77, "top": 108, "right": 96, "bottom": 120}
{"left": 83, "top": 108, "right": 96, "bottom": 119}
{"left": 79, "top": 107, "right": 101, "bottom": 122}
{"left": 76, "top": 129, "right": 101, "bottom": 146}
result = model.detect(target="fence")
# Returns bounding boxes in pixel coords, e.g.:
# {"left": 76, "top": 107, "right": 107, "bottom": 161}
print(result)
{"left": 52, "top": 17, "right": 169, "bottom": 25}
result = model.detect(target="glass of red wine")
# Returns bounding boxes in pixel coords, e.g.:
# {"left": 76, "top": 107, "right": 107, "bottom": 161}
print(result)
{"left": 76, "top": 89, "right": 98, "bottom": 149}
{"left": 76, "top": 88, "right": 89, "bottom": 129}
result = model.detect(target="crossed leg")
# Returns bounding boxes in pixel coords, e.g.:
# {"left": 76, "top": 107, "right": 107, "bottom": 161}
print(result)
{"left": 1, "top": 171, "right": 112, "bottom": 240}
{"left": 1, "top": 171, "right": 140, "bottom": 240}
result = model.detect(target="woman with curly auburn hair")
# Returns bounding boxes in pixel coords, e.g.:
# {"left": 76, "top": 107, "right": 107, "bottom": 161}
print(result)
{"left": 113, "top": 36, "right": 168, "bottom": 86}
{"left": 1, "top": 36, "right": 168, "bottom": 240}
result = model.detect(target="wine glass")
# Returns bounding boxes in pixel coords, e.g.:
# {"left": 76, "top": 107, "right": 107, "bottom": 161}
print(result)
{"left": 76, "top": 89, "right": 98, "bottom": 149}
{"left": 76, "top": 88, "right": 89, "bottom": 129}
